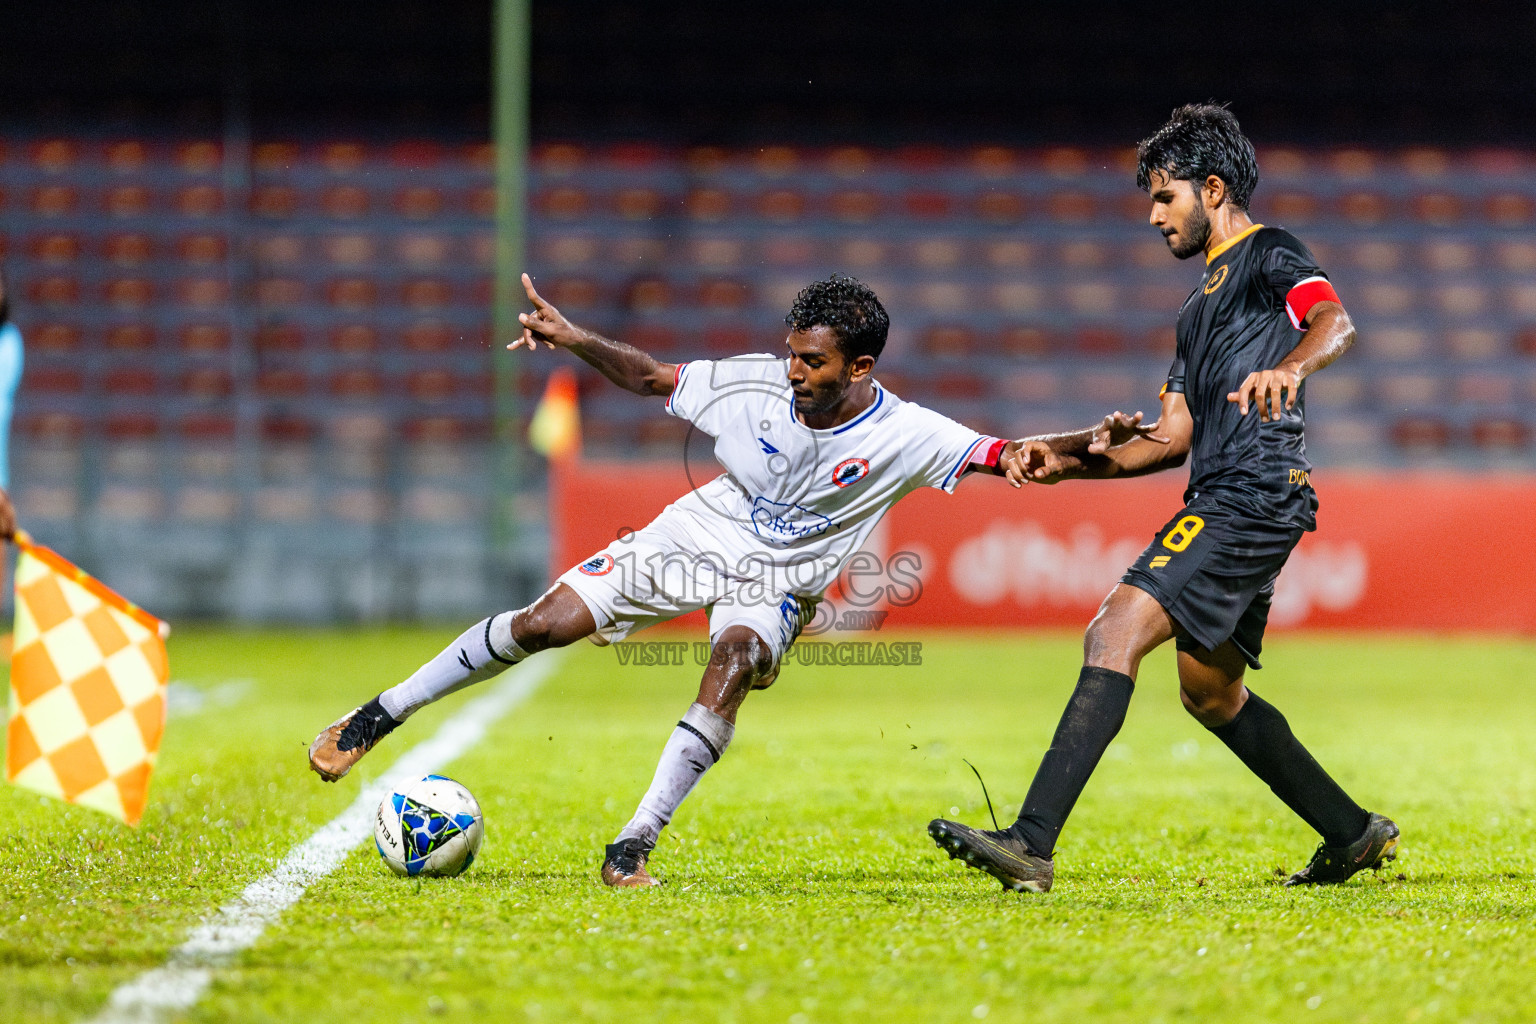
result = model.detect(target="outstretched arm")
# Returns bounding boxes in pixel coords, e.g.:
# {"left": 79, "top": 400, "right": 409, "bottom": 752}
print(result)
{"left": 511, "top": 273, "right": 678, "bottom": 397}
{"left": 1228, "top": 301, "right": 1355, "bottom": 422}
{"left": 1002, "top": 392, "right": 1194, "bottom": 485}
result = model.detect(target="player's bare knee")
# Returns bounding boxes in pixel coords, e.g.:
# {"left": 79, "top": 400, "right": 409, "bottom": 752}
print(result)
{"left": 1180, "top": 683, "right": 1243, "bottom": 728}
{"left": 711, "top": 632, "right": 774, "bottom": 684}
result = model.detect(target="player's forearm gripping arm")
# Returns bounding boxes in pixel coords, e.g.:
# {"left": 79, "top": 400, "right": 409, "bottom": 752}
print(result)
{"left": 1278, "top": 303, "right": 1355, "bottom": 378}
{"left": 564, "top": 328, "right": 675, "bottom": 397}
{"left": 1023, "top": 392, "right": 1194, "bottom": 481}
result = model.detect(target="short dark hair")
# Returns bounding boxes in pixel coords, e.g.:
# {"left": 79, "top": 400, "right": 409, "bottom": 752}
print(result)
{"left": 1136, "top": 103, "right": 1259, "bottom": 211}
{"left": 784, "top": 274, "right": 889, "bottom": 362}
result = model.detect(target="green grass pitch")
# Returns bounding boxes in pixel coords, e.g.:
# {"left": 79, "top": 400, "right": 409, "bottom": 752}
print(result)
{"left": 4, "top": 628, "right": 1536, "bottom": 1023}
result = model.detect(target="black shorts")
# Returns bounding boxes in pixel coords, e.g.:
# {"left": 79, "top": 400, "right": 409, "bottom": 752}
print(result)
{"left": 1121, "top": 496, "right": 1304, "bottom": 670}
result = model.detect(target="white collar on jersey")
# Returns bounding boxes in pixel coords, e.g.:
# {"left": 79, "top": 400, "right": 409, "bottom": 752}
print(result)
{"left": 786, "top": 381, "right": 887, "bottom": 436}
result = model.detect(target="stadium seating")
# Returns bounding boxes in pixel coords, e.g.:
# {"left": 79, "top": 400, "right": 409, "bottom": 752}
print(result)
{"left": 4, "top": 138, "right": 1535, "bottom": 589}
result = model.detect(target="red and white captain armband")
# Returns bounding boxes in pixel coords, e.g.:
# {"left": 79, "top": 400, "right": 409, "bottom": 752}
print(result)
{"left": 1284, "top": 277, "right": 1341, "bottom": 329}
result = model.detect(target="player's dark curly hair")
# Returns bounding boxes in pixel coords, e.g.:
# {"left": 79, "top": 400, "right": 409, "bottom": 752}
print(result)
{"left": 1136, "top": 102, "right": 1259, "bottom": 211}
{"left": 784, "top": 274, "right": 889, "bottom": 362}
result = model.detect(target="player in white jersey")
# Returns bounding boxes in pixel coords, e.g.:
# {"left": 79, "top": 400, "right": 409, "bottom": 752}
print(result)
{"left": 308, "top": 273, "right": 1155, "bottom": 886}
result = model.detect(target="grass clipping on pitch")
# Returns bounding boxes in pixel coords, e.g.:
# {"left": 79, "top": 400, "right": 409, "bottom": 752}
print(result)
{"left": 3, "top": 628, "right": 1535, "bottom": 1023}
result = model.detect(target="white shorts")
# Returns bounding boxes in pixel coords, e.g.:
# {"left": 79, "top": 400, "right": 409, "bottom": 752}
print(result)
{"left": 555, "top": 505, "right": 818, "bottom": 667}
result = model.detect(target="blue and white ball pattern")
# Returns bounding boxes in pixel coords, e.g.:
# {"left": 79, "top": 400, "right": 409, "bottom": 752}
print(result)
{"left": 374, "top": 773, "right": 484, "bottom": 877}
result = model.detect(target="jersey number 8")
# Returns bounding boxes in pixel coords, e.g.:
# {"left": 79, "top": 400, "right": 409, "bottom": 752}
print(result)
{"left": 1162, "top": 515, "right": 1205, "bottom": 553}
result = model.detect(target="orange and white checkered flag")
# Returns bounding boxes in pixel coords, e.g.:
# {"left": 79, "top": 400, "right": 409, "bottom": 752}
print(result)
{"left": 5, "top": 532, "right": 169, "bottom": 826}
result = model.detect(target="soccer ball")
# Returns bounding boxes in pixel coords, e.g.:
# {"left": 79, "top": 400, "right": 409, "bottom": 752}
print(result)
{"left": 374, "top": 773, "right": 484, "bottom": 878}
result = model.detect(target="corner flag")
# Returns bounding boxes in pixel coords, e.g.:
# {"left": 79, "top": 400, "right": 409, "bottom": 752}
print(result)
{"left": 528, "top": 366, "right": 581, "bottom": 461}
{"left": 5, "top": 533, "right": 170, "bottom": 826}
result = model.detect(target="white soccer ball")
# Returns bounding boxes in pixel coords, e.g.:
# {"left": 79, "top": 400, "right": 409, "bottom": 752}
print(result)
{"left": 374, "top": 773, "right": 484, "bottom": 878}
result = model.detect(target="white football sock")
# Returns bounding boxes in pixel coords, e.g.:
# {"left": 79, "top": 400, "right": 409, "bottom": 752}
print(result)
{"left": 378, "top": 612, "right": 527, "bottom": 721}
{"left": 616, "top": 702, "right": 735, "bottom": 848}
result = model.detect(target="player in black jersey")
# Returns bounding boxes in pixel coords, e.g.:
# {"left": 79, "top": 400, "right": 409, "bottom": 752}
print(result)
{"left": 931, "top": 104, "right": 1398, "bottom": 892}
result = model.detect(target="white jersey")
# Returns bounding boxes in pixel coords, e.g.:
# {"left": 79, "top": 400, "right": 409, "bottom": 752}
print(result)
{"left": 661, "top": 353, "right": 996, "bottom": 597}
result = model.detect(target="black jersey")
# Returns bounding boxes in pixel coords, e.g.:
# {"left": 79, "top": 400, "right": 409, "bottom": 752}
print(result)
{"left": 1163, "top": 225, "right": 1328, "bottom": 531}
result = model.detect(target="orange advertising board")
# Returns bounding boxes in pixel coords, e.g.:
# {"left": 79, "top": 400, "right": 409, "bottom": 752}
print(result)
{"left": 551, "top": 460, "right": 1536, "bottom": 633}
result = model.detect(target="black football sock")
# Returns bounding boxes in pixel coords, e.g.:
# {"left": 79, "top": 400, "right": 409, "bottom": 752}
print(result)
{"left": 1009, "top": 666, "right": 1135, "bottom": 858}
{"left": 1208, "top": 690, "right": 1370, "bottom": 847}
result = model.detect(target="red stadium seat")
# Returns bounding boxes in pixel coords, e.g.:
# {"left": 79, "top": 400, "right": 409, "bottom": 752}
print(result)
{"left": 1338, "top": 192, "right": 1394, "bottom": 225}
{"left": 326, "top": 278, "right": 376, "bottom": 309}
{"left": 179, "top": 325, "right": 230, "bottom": 352}
{"left": 1041, "top": 147, "right": 1090, "bottom": 178}
{"left": 257, "top": 369, "right": 308, "bottom": 399}
{"left": 320, "top": 185, "right": 370, "bottom": 219}
{"left": 176, "top": 277, "right": 229, "bottom": 309}
{"left": 105, "top": 368, "right": 158, "bottom": 396}
{"left": 395, "top": 233, "right": 450, "bottom": 266}
{"left": 104, "top": 184, "right": 154, "bottom": 218}
{"left": 970, "top": 146, "right": 1019, "bottom": 178}
{"left": 975, "top": 191, "right": 1025, "bottom": 224}
{"left": 1138, "top": 326, "right": 1178, "bottom": 355}
{"left": 31, "top": 324, "right": 83, "bottom": 352}
{"left": 613, "top": 187, "right": 664, "bottom": 221}
{"left": 107, "top": 325, "right": 157, "bottom": 350}
{"left": 30, "top": 139, "right": 79, "bottom": 171}
{"left": 753, "top": 146, "right": 799, "bottom": 177}
{"left": 827, "top": 190, "right": 880, "bottom": 224}
{"left": 406, "top": 369, "right": 462, "bottom": 403}
{"left": 1471, "top": 418, "right": 1531, "bottom": 450}
{"left": 29, "top": 233, "right": 81, "bottom": 263}
{"left": 177, "top": 233, "right": 227, "bottom": 265}
{"left": 1411, "top": 192, "right": 1463, "bottom": 226}
{"left": 921, "top": 325, "right": 977, "bottom": 358}
{"left": 261, "top": 415, "right": 317, "bottom": 442}
{"left": 18, "top": 412, "right": 86, "bottom": 441}
{"left": 686, "top": 188, "right": 732, "bottom": 222}
{"left": 827, "top": 146, "right": 874, "bottom": 178}
{"left": 26, "top": 275, "right": 80, "bottom": 306}
{"left": 402, "top": 322, "right": 455, "bottom": 352}
{"left": 1456, "top": 374, "right": 1515, "bottom": 405}
{"left": 174, "top": 141, "right": 222, "bottom": 174}
{"left": 1516, "top": 327, "right": 1536, "bottom": 357}
{"left": 390, "top": 140, "right": 443, "bottom": 169}
{"left": 394, "top": 186, "right": 444, "bottom": 220}
{"left": 401, "top": 278, "right": 454, "bottom": 310}
{"left": 250, "top": 185, "right": 300, "bottom": 219}
{"left": 1267, "top": 192, "right": 1320, "bottom": 223}
{"left": 933, "top": 372, "right": 989, "bottom": 400}
{"left": 545, "top": 277, "right": 602, "bottom": 310}
{"left": 1046, "top": 192, "right": 1095, "bottom": 222}
{"left": 758, "top": 189, "right": 806, "bottom": 223}
{"left": 103, "top": 414, "right": 160, "bottom": 440}
{"left": 253, "top": 142, "right": 301, "bottom": 173}
{"left": 104, "top": 233, "right": 154, "bottom": 265}
{"left": 331, "top": 324, "right": 380, "bottom": 353}
{"left": 179, "top": 368, "right": 234, "bottom": 401}
{"left": 465, "top": 186, "right": 496, "bottom": 219}
{"left": 1485, "top": 193, "right": 1535, "bottom": 227}
{"left": 104, "top": 277, "right": 154, "bottom": 309}
{"left": 254, "top": 234, "right": 305, "bottom": 265}
{"left": 1390, "top": 417, "right": 1451, "bottom": 450}
{"left": 179, "top": 413, "right": 237, "bottom": 441}
{"left": 329, "top": 368, "right": 383, "bottom": 400}
{"left": 1076, "top": 327, "right": 1127, "bottom": 354}
{"left": 463, "top": 141, "right": 494, "bottom": 173}
{"left": 902, "top": 191, "right": 952, "bottom": 219}
{"left": 25, "top": 367, "right": 85, "bottom": 393}
{"left": 624, "top": 324, "right": 679, "bottom": 353}
{"left": 321, "top": 233, "right": 376, "bottom": 265}
{"left": 255, "top": 325, "right": 305, "bottom": 353}
{"left": 702, "top": 325, "right": 752, "bottom": 354}
{"left": 532, "top": 142, "right": 587, "bottom": 175}
{"left": 997, "top": 326, "right": 1052, "bottom": 357}
{"left": 402, "top": 416, "right": 489, "bottom": 443}
{"left": 626, "top": 278, "right": 672, "bottom": 313}
{"left": 537, "top": 186, "right": 591, "bottom": 220}
{"left": 30, "top": 184, "right": 80, "bottom": 217}
{"left": 698, "top": 279, "right": 749, "bottom": 310}
{"left": 319, "top": 142, "right": 368, "bottom": 173}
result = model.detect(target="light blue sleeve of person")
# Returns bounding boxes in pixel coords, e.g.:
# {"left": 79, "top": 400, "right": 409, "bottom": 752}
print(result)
{"left": 0, "top": 323, "right": 25, "bottom": 488}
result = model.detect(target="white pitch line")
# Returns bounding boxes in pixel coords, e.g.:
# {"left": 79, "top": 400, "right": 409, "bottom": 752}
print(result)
{"left": 88, "top": 652, "right": 567, "bottom": 1024}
